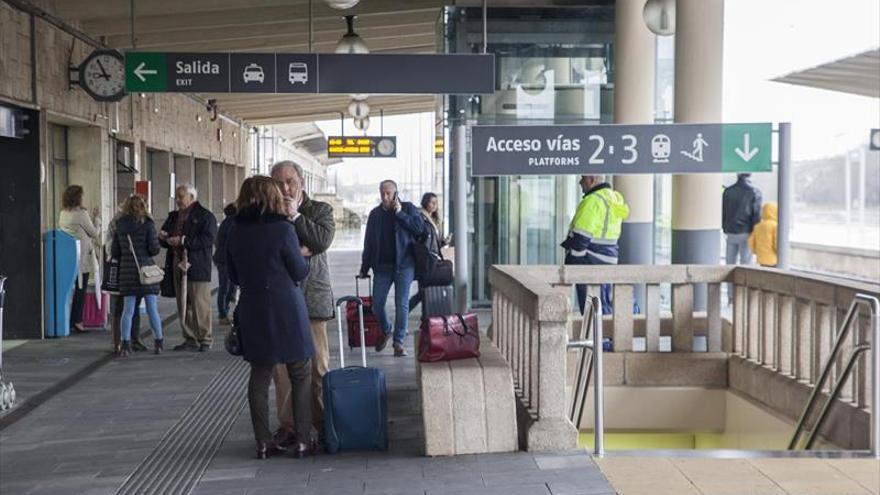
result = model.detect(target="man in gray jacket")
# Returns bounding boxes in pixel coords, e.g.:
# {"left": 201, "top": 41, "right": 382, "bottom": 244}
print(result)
{"left": 271, "top": 161, "right": 335, "bottom": 445}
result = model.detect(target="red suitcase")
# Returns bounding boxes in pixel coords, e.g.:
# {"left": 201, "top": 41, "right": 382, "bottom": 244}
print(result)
{"left": 346, "top": 276, "right": 382, "bottom": 349}
{"left": 82, "top": 290, "right": 109, "bottom": 329}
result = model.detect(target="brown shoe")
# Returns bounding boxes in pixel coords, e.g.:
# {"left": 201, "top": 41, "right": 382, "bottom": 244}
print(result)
{"left": 374, "top": 332, "right": 390, "bottom": 352}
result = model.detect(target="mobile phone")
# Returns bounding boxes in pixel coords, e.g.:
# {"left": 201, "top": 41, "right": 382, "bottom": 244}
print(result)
{"left": 393, "top": 191, "right": 399, "bottom": 203}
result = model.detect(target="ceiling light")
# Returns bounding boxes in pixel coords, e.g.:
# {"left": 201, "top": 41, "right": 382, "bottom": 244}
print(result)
{"left": 348, "top": 99, "right": 370, "bottom": 119}
{"left": 324, "top": 0, "right": 359, "bottom": 9}
{"left": 335, "top": 15, "right": 369, "bottom": 54}
{"left": 643, "top": 0, "right": 675, "bottom": 36}
{"left": 353, "top": 116, "right": 370, "bottom": 131}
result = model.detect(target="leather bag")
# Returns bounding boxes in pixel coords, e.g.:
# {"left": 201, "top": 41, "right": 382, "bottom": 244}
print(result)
{"left": 418, "top": 313, "right": 480, "bottom": 363}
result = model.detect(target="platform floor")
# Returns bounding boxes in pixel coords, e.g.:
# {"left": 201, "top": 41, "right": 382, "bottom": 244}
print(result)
{"left": 0, "top": 250, "right": 614, "bottom": 495}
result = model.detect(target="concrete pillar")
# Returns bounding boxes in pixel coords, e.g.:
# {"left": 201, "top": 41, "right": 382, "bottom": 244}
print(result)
{"left": 672, "top": 0, "right": 724, "bottom": 311}
{"left": 614, "top": 0, "right": 656, "bottom": 311}
{"left": 453, "top": 122, "right": 469, "bottom": 314}
{"left": 224, "top": 164, "right": 236, "bottom": 207}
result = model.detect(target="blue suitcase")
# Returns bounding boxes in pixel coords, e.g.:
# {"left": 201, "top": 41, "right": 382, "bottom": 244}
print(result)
{"left": 323, "top": 296, "right": 388, "bottom": 453}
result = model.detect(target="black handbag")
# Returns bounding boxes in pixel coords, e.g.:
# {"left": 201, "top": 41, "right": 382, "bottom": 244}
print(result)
{"left": 101, "top": 247, "right": 120, "bottom": 295}
{"left": 421, "top": 259, "right": 453, "bottom": 287}
{"left": 225, "top": 325, "right": 242, "bottom": 356}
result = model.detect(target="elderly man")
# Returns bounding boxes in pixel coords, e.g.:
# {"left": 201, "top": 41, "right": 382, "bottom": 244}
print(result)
{"left": 360, "top": 180, "right": 424, "bottom": 357}
{"left": 561, "top": 175, "right": 630, "bottom": 315}
{"left": 159, "top": 184, "right": 218, "bottom": 352}
{"left": 270, "top": 161, "right": 336, "bottom": 446}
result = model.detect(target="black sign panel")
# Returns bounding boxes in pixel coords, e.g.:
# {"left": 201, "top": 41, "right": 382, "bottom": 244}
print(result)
{"left": 167, "top": 53, "right": 229, "bottom": 92}
{"left": 328, "top": 136, "right": 397, "bottom": 158}
{"left": 317, "top": 54, "right": 495, "bottom": 94}
{"left": 276, "top": 54, "right": 319, "bottom": 94}
{"left": 230, "top": 53, "right": 276, "bottom": 93}
{"left": 127, "top": 52, "right": 493, "bottom": 95}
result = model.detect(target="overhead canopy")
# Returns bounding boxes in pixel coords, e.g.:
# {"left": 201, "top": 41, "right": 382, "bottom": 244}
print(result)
{"left": 772, "top": 48, "right": 880, "bottom": 98}
{"left": 272, "top": 122, "right": 342, "bottom": 166}
{"left": 57, "top": 0, "right": 447, "bottom": 124}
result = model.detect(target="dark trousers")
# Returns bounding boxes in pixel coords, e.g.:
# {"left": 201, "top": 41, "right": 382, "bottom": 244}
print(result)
{"left": 70, "top": 272, "right": 90, "bottom": 329}
{"left": 216, "top": 265, "right": 237, "bottom": 318}
{"left": 248, "top": 360, "right": 312, "bottom": 445}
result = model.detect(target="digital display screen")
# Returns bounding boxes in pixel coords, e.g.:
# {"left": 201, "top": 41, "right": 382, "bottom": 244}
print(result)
{"left": 327, "top": 136, "right": 397, "bottom": 158}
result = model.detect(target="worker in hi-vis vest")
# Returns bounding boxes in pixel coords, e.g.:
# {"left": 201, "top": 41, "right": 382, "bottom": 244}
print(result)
{"left": 561, "top": 175, "right": 630, "bottom": 315}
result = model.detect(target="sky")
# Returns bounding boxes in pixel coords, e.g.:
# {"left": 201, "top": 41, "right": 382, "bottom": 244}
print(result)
{"left": 723, "top": 0, "right": 879, "bottom": 159}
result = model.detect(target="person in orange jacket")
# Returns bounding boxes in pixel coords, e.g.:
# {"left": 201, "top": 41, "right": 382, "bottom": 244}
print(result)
{"left": 749, "top": 202, "right": 778, "bottom": 267}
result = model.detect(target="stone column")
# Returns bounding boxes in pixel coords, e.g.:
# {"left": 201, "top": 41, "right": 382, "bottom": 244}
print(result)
{"left": 672, "top": 0, "right": 724, "bottom": 311}
{"left": 614, "top": 0, "right": 656, "bottom": 311}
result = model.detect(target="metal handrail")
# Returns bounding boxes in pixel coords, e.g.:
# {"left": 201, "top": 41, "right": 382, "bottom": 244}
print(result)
{"left": 804, "top": 343, "right": 872, "bottom": 450}
{"left": 567, "top": 296, "right": 604, "bottom": 457}
{"left": 788, "top": 293, "right": 879, "bottom": 458}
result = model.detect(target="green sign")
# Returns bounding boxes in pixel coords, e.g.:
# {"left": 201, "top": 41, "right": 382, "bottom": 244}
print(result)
{"left": 721, "top": 123, "right": 772, "bottom": 172}
{"left": 125, "top": 52, "right": 166, "bottom": 92}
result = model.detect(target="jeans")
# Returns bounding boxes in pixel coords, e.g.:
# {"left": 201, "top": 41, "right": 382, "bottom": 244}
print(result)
{"left": 249, "top": 361, "right": 311, "bottom": 445}
{"left": 121, "top": 294, "right": 163, "bottom": 342}
{"left": 725, "top": 233, "right": 752, "bottom": 266}
{"left": 564, "top": 253, "right": 613, "bottom": 316}
{"left": 372, "top": 263, "right": 416, "bottom": 346}
{"left": 725, "top": 233, "right": 752, "bottom": 302}
{"left": 216, "top": 265, "right": 237, "bottom": 318}
{"left": 70, "top": 272, "right": 90, "bottom": 329}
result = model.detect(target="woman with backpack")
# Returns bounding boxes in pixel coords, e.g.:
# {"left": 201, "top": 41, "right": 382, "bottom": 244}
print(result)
{"left": 112, "top": 195, "right": 164, "bottom": 356}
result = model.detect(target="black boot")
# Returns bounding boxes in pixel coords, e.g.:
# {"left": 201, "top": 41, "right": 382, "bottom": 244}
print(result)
{"left": 154, "top": 339, "right": 164, "bottom": 355}
{"left": 119, "top": 341, "right": 132, "bottom": 357}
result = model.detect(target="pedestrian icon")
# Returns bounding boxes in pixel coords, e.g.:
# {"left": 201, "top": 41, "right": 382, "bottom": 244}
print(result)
{"left": 651, "top": 134, "right": 671, "bottom": 163}
{"left": 242, "top": 63, "right": 265, "bottom": 83}
{"left": 681, "top": 132, "right": 708, "bottom": 162}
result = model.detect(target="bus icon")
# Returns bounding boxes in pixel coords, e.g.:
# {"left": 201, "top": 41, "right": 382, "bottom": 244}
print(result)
{"left": 288, "top": 63, "right": 308, "bottom": 84}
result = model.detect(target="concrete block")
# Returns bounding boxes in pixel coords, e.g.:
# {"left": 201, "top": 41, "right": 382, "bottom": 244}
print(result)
{"left": 420, "top": 361, "right": 455, "bottom": 456}
{"left": 480, "top": 355, "right": 519, "bottom": 453}
{"left": 624, "top": 353, "right": 728, "bottom": 387}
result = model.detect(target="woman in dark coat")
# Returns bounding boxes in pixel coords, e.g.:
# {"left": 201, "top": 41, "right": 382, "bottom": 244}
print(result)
{"left": 111, "top": 195, "right": 164, "bottom": 356}
{"left": 226, "top": 176, "right": 315, "bottom": 459}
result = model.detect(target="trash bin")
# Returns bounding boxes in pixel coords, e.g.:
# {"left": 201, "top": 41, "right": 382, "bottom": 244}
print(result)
{"left": 43, "top": 229, "right": 79, "bottom": 338}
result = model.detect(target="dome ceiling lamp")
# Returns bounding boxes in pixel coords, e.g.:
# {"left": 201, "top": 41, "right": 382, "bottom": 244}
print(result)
{"left": 643, "top": 0, "right": 676, "bottom": 36}
{"left": 324, "top": 0, "right": 359, "bottom": 9}
{"left": 335, "top": 15, "right": 369, "bottom": 54}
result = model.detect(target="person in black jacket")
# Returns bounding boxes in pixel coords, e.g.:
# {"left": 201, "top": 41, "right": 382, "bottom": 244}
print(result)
{"left": 359, "top": 180, "right": 425, "bottom": 357}
{"left": 214, "top": 203, "right": 238, "bottom": 325}
{"left": 159, "top": 184, "right": 218, "bottom": 352}
{"left": 722, "top": 173, "right": 762, "bottom": 303}
{"left": 111, "top": 195, "right": 164, "bottom": 356}
{"left": 226, "top": 176, "right": 315, "bottom": 459}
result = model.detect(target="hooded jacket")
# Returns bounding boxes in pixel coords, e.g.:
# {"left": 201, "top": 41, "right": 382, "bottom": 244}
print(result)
{"left": 561, "top": 183, "right": 630, "bottom": 262}
{"left": 748, "top": 202, "right": 778, "bottom": 267}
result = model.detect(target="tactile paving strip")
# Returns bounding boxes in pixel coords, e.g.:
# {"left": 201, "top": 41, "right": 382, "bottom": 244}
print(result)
{"left": 116, "top": 355, "right": 249, "bottom": 495}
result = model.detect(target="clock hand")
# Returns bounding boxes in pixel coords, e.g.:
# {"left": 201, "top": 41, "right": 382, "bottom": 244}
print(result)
{"left": 96, "top": 59, "right": 110, "bottom": 80}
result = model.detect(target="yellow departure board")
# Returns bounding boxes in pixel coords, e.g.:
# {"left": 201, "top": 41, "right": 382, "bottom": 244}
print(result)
{"left": 327, "top": 136, "right": 397, "bottom": 158}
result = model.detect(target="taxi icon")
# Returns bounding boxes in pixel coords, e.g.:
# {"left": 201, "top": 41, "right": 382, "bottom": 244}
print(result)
{"left": 242, "top": 63, "right": 265, "bottom": 83}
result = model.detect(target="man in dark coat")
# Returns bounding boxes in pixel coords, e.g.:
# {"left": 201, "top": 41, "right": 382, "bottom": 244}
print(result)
{"left": 270, "top": 161, "right": 336, "bottom": 444}
{"left": 159, "top": 184, "right": 218, "bottom": 352}
{"left": 214, "top": 203, "right": 238, "bottom": 325}
{"left": 360, "top": 180, "right": 425, "bottom": 357}
{"left": 722, "top": 173, "right": 762, "bottom": 302}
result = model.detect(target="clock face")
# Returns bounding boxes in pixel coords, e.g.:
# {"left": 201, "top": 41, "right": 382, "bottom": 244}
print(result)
{"left": 376, "top": 138, "right": 396, "bottom": 157}
{"left": 80, "top": 51, "right": 126, "bottom": 102}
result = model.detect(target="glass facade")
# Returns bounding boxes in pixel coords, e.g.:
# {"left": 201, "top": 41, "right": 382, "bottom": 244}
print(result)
{"left": 443, "top": 5, "right": 616, "bottom": 305}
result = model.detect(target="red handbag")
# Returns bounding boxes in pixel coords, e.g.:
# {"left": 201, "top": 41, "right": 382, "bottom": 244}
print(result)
{"left": 418, "top": 313, "right": 481, "bottom": 363}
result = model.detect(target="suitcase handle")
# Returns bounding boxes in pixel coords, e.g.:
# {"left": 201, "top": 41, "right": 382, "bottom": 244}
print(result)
{"left": 335, "top": 297, "right": 367, "bottom": 369}
{"left": 355, "top": 275, "right": 372, "bottom": 299}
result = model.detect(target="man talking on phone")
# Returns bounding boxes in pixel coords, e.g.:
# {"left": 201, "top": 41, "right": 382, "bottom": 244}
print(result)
{"left": 360, "top": 180, "right": 425, "bottom": 357}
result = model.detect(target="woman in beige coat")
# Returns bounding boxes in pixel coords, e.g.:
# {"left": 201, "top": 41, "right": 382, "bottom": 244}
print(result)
{"left": 59, "top": 185, "right": 100, "bottom": 333}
